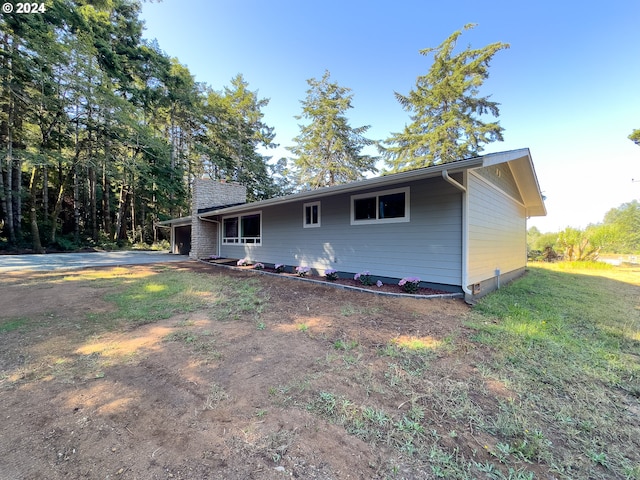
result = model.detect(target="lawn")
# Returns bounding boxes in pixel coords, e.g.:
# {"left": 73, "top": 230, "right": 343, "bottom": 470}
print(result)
{"left": 0, "top": 261, "right": 638, "bottom": 479}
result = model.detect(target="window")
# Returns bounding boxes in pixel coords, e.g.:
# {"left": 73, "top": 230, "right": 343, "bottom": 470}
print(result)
{"left": 350, "top": 187, "right": 410, "bottom": 225}
{"left": 303, "top": 201, "right": 321, "bottom": 228}
{"left": 223, "top": 217, "right": 238, "bottom": 243}
{"left": 223, "top": 211, "right": 262, "bottom": 244}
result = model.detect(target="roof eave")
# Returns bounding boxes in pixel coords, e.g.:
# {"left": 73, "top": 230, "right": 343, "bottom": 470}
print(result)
{"left": 158, "top": 216, "right": 192, "bottom": 226}
{"left": 479, "top": 148, "right": 547, "bottom": 217}
{"left": 200, "top": 157, "right": 484, "bottom": 218}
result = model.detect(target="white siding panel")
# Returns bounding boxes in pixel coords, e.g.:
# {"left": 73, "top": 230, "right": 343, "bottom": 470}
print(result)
{"left": 467, "top": 172, "right": 526, "bottom": 285}
{"left": 221, "top": 177, "right": 463, "bottom": 286}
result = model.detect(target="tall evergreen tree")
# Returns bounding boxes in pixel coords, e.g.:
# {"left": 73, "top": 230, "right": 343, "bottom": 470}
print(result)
{"left": 381, "top": 24, "right": 509, "bottom": 172}
{"left": 0, "top": 0, "right": 285, "bottom": 250}
{"left": 289, "top": 70, "right": 377, "bottom": 189}
{"left": 199, "top": 75, "right": 279, "bottom": 201}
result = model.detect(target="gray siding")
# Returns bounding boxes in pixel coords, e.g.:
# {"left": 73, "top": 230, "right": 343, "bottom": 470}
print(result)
{"left": 467, "top": 171, "right": 526, "bottom": 285}
{"left": 221, "top": 177, "right": 463, "bottom": 286}
{"left": 474, "top": 164, "right": 523, "bottom": 203}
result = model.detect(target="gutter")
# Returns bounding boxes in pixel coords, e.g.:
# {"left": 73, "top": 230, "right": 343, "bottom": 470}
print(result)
{"left": 442, "top": 170, "right": 473, "bottom": 299}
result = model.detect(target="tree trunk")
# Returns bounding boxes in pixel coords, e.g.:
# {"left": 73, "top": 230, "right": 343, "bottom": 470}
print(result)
{"left": 50, "top": 156, "right": 77, "bottom": 244}
{"left": 2, "top": 32, "right": 16, "bottom": 243}
{"left": 5, "top": 148, "right": 15, "bottom": 243}
{"left": 102, "top": 115, "right": 112, "bottom": 238}
{"left": 129, "top": 177, "right": 136, "bottom": 242}
{"left": 12, "top": 161, "right": 22, "bottom": 241}
{"left": 0, "top": 163, "right": 5, "bottom": 235}
{"left": 29, "top": 166, "right": 44, "bottom": 253}
{"left": 102, "top": 161, "right": 111, "bottom": 238}
{"left": 4, "top": 112, "right": 15, "bottom": 241}
{"left": 73, "top": 165, "right": 80, "bottom": 243}
{"left": 43, "top": 165, "right": 48, "bottom": 218}
{"left": 50, "top": 181, "right": 64, "bottom": 243}
{"left": 113, "top": 181, "right": 127, "bottom": 241}
{"left": 89, "top": 165, "right": 97, "bottom": 241}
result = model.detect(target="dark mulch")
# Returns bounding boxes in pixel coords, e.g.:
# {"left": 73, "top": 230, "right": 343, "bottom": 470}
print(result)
{"left": 200, "top": 258, "right": 455, "bottom": 296}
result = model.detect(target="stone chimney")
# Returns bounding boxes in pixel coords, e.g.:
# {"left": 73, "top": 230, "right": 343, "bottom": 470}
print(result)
{"left": 192, "top": 178, "right": 247, "bottom": 212}
{"left": 190, "top": 179, "right": 247, "bottom": 259}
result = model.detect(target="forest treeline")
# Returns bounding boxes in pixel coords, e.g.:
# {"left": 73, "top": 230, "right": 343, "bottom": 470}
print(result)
{"left": 1, "top": 0, "right": 286, "bottom": 252}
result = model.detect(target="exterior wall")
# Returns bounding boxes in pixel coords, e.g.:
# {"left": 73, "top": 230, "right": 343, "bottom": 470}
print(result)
{"left": 190, "top": 179, "right": 246, "bottom": 259}
{"left": 220, "top": 177, "right": 463, "bottom": 287}
{"left": 467, "top": 170, "right": 527, "bottom": 290}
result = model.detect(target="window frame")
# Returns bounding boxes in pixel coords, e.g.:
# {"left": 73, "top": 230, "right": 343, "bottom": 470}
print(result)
{"left": 222, "top": 210, "right": 262, "bottom": 245}
{"left": 303, "top": 201, "right": 321, "bottom": 228}
{"left": 350, "top": 186, "right": 410, "bottom": 225}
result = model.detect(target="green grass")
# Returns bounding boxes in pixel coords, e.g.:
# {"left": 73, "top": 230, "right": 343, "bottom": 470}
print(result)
{"left": 98, "top": 270, "right": 268, "bottom": 326}
{"left": 266, "top": 262, "right": 639, "bottom": 478}
{"left": 468, "top": 263, "right": 640, "bottom": 479}
{"left": 0, "top": 317, "right": 28, "bottom": 333}
{"left": 210, "top": 277, "right": 267, "bottom": 321}
{"left": 102, "top": 270, "right": 219, "bottom": 326}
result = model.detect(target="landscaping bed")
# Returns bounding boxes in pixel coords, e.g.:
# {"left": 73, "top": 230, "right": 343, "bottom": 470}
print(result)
{"left": 201, "top": 257, "right": 459, "bottom": 297}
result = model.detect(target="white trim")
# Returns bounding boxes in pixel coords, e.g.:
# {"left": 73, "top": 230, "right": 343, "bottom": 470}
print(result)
{"left": 303, "top": 201, "right": 321, "bottom": 228}
{"left": 222, "top": 210, "right": 262, "bottom": 245}
{"left": 350, "top": 186, "right": 410, "bottom": 225}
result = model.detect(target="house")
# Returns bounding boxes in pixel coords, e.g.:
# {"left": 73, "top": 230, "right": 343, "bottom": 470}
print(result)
{"left": 161, "top": 148, "right": 546, "bottom": 301}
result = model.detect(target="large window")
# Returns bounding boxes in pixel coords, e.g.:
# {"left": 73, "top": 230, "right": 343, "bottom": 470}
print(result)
{"left": 351, "top": 187, "right": 410, "bottom": 225}
{"left": 223, "top": 211, "right": 262, "bottom": 244}
{"left": 303, "top": 201, "right": 321, "bottom": 228}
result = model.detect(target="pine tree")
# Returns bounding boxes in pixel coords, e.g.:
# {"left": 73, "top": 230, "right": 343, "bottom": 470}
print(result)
{"left": 289, "top": 70, "right": 377, "bottom": 189}
{"left": 381, "top": 24, "right": 509, "bottom": 172}
{"left": 199, "top": 75, "right": 279, "bottom": 202}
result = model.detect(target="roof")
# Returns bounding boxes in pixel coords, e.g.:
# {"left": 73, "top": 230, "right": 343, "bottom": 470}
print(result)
{"left": 480, "top": 149, "right": 546, "bottom": 216}
{"left": 158, "top": 216, "right": 191, "bottom": 226}
{"left": 160, "top": 148, "right": 546, "bottom": 225}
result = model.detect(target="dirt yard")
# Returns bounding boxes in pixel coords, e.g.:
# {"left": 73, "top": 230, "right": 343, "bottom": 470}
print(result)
{"left": 0, "top": 261, "right": 505, "bottom": 479}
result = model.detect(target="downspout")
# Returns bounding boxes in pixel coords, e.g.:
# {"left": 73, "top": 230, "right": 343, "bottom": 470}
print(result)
{"left": 199, "top": 216, "right": 221, "bottom": 256}
{"left": 442, "top": 170, "right": 473, "bottom": 299}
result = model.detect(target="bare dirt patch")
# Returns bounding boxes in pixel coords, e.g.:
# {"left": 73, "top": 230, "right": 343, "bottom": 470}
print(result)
{"left": 0, "top": 261, "right": 509, "bottom": 479}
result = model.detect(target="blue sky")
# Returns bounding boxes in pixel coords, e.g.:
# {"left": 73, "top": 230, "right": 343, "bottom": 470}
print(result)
{"left": 139, "top": 0, "right": 640, "bottom": 232}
